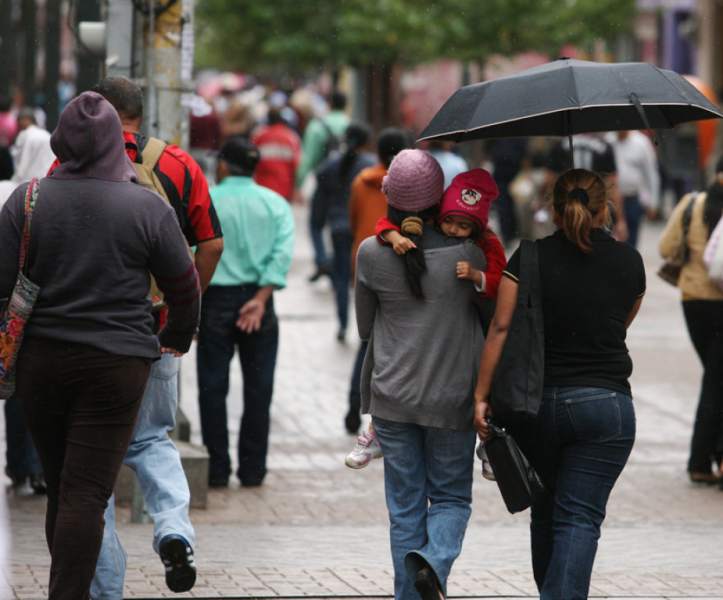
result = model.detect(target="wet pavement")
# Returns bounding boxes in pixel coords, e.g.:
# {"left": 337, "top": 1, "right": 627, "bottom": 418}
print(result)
{"left": 3, "top": 206, "right": 723, "bottom": 599}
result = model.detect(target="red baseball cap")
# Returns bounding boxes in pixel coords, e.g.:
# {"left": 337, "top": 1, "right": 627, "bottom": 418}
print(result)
{"left": 440, "top": 168, "right": 499, "bottom": 230}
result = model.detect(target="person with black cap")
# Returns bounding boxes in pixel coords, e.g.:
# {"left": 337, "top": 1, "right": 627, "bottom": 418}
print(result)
{"left": 197, "top": 136, "right": 294, "bottom": 488}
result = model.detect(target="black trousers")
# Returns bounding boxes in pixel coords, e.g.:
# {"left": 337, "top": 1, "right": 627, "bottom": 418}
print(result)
{"left": 683, "top": 300, "right": 723, "bottom": 473}
{"left": 197, "top": 285, "right": 279, "bottom": 484}
{"left": 15, "top": 337, "right": 150, "bottom": 600}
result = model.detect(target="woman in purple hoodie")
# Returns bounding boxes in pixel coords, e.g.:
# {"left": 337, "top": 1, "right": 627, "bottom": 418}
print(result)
{"left": 0, "top": 92, "right": 200, "bottom": 600}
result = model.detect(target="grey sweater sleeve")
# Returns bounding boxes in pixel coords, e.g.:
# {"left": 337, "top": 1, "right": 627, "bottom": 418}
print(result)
{"left": 149, "top": 211, "right": 201, "bottom": 352}
{"left": 355, "top": 242, "right": 378, "bottom": 340}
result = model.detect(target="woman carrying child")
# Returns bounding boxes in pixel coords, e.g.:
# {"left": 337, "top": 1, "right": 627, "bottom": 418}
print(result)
{"left": 346, "top": 167, "right": 502, "bottom": 469}
{"left": 354, "top": 149, "right": 488, "bottom": 600}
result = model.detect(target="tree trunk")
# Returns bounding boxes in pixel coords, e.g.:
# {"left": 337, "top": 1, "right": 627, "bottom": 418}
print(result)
{"left": 363, "top": 62, "right": 402, "bottom": 134}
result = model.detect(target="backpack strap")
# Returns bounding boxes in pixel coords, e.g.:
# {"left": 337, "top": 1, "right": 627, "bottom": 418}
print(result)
{"left": 134, "top": 137, "right": 171, "bottom": 204}
{"left": 141, "top": 137, "right": 167, "bottom": 171}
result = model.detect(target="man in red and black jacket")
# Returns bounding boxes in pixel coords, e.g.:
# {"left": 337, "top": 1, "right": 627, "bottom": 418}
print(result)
{"left": 88, "top": 77, "right": 223, "bottom": 597}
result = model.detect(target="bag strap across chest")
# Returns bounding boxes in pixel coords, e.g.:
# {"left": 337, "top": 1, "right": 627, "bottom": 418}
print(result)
{"left": 134, "top": 137, "right": 170, "bottom": 203}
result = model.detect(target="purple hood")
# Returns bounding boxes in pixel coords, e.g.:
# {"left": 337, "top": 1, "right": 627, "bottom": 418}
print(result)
{"left": 50, "top": 91, "right": 136, "bottom": 182}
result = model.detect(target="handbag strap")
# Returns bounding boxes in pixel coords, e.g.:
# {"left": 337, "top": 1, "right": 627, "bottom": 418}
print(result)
{"left": 18, "top": 178, "right": 38, "bottom": 276}
{"left": 681, "top": 193, "right": 696, "bottom": 264}
{"left": 517, "top": 239, "right": 540, "bottom": 307}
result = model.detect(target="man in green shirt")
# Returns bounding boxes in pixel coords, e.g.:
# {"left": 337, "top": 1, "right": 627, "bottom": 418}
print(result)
{"left": 197, "top": 137, "right": 294, "bottom": 488}
{"left": 295, "top": 91, "right": 349, "bottom": 281}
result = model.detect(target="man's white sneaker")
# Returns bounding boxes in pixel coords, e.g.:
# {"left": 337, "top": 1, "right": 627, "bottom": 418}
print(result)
{"left": 345, "top": 430, "right": 383, "bottom": 469}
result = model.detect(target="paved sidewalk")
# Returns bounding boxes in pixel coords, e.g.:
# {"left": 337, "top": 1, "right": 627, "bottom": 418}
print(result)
{"left": 3, "top": 207, "right": 723, "bottom": 599}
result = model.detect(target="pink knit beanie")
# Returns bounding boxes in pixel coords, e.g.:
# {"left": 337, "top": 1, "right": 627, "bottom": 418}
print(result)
{"left": 440, "top": 168, "right": 499, "bottom": 229}
{"left": 381, "top": 149, "right": 444, "bottom": 212}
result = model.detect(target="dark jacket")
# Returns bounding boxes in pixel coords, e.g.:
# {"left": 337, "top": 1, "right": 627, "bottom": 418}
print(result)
{"left": 0, "top": 92, "right": 200, "bottom": 358}
{"left": 311, "top": 150, "right": 376, "bottom": 234}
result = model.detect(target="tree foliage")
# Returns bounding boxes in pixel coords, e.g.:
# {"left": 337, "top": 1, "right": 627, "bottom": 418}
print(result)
{"left": 196, "top": 0, "right": 636, "bottom": 71}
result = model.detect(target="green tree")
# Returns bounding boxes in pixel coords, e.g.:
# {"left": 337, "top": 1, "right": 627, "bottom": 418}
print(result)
{"left": 197, "top": 0, "right": 635, "bottom": 71}
{"left": 196, "top": 0, "right": 635, "bottom": 129}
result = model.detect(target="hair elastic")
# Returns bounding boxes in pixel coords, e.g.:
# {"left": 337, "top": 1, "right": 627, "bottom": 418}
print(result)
{"left": 567, "top": 188, "right": 590, "bottom": 206}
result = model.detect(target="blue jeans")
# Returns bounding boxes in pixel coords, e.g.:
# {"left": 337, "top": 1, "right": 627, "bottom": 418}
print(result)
{"left": 91, "top": 354, "right": 195, "bottom": 600}
{"left": 310, "top": 217, "right": 330, "bottom": 270}
{"left": 197, "top": 285, "right": 279, "bottom": 483}
{"left": 373, "top": 417, "right": 475, "bottom": 600}
{"left": 525, "top": 386, "right": 635, "bottom": 600}
{"left": 331, "top": 231, "right": 352, "bottom": 332}
{"left": 623, "top": 195, "right": 644, "bottom": 249}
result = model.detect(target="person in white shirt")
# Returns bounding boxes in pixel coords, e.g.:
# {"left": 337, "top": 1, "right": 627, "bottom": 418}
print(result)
{"left": 0, "top": 108, "right": 55, "bottom": 207}
{"left": 609, "top": 130, "right": 660, "bottom": 248}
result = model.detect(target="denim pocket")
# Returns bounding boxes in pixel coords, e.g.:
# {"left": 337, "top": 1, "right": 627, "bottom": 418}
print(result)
{"left": 564, "top": 391, "right": 622, "bottom": 443}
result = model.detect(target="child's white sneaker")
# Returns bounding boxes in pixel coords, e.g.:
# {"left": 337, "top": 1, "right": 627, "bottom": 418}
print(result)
{"left": 345, "top": 430, "right": 383, "bottom": 469}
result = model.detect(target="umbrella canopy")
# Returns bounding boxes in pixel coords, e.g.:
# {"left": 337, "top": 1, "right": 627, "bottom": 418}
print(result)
{"left": 418, "top": 58, "right": 723, "bottom": 143}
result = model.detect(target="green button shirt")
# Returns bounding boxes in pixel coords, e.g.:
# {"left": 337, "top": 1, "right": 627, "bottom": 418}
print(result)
{"left": 209, "top": 176, "right": 294, "bottom": 288}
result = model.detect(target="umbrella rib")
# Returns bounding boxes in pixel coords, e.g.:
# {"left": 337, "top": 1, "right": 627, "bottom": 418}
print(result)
{"left": 417, "top": 102, "right": 723, "bottom": 142}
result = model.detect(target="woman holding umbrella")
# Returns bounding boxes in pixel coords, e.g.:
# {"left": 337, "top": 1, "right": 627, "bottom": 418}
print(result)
{"left": 474, "top": 168, "right": 645, "bottom": 599}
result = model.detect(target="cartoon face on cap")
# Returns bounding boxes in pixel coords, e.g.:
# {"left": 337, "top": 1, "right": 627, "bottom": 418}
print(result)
{"left": 460, "top": 188, "right": 482, "bottom": 207}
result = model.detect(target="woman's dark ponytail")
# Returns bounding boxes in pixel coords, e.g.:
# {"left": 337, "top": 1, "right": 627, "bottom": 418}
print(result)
{"left": 339, "top": 122, "right": 371, "bottom": 181}
{"left": 400, "top": 216, "right": 426, "bottom": 299}
{"left": 387, "top": 206, "right": 438, "bottom": 299}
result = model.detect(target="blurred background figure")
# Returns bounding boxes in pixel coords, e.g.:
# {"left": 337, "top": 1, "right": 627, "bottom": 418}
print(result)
{"left": 609, "top": 130, "right": 661, "bottom": 248}
{"left": 0, "top": 95, "right": 17, "bottom": 181}
{"left": 189, "top": 93, "right": 222, "bottom": 177}
{"left": 660, "top": 156, "right": 723, "bottom": 486}
{"left": 252, "top": 107, "right": 301, "bottom": 202}
{"left": 296, "top": 91, "right": 350, "bottom": 282}
{"left": 487, "top": 138, "right": 527, "bottom": 246}
{"left": 427, "top": 139, "right": 468, "bottom": 188}
{"left": 311, "top": 122, "right": 375, "bottom": 342}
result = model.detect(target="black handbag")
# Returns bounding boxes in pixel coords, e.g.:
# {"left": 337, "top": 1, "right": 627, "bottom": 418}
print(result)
{"left": 657, "top": 193, "right": 696, "bottom": 286}
{"left": 490, "top": 239, "right": 544, "bottom": 424}
{"left": 485, "top": 421, "right": 544, "bottom": 513}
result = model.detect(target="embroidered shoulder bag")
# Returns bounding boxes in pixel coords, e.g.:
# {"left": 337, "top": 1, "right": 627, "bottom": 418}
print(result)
{"left": 0, "top": 179, "right": 40, "bottom": 398}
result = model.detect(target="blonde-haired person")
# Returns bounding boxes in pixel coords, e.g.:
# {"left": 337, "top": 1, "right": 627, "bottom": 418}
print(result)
{"left": 474, "top": 169, "right": 645, "bottom": 599}
{"left": 659, "top": 156, "right": 723, "bottom": 485}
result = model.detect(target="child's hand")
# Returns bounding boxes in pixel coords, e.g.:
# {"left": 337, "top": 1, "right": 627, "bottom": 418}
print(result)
{"left": 386, "top": 230, "right": 417, "bottom": 255}
{"left": 457, "top": 261, "right": 484, "bottom": 289}
{"left": 456, "top": 261, "right": 475, "bottom": 280}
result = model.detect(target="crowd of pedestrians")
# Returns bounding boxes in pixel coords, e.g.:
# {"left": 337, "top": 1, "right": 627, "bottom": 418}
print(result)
{"left": 0, "top": 72, "right": 721, "bottom": 600}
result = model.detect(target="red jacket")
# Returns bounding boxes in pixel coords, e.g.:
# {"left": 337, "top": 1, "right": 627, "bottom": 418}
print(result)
{"left": 374, "top": 216, "right": 506, "bottom": 300}
{"left": 251, "top": 123, "right": 301, "bottom": 201}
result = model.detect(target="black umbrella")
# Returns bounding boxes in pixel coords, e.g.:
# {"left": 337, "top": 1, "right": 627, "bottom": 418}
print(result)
{"left": 418, "top": 58, "right": 723, "bottom": 152}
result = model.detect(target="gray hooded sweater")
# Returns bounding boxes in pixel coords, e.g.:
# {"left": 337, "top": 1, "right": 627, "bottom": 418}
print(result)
{"left": 0, "top": 92, "right": 199, "bottom": 358}
{"left": 355, "top": 227, "right": 486, "bottom": 431}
